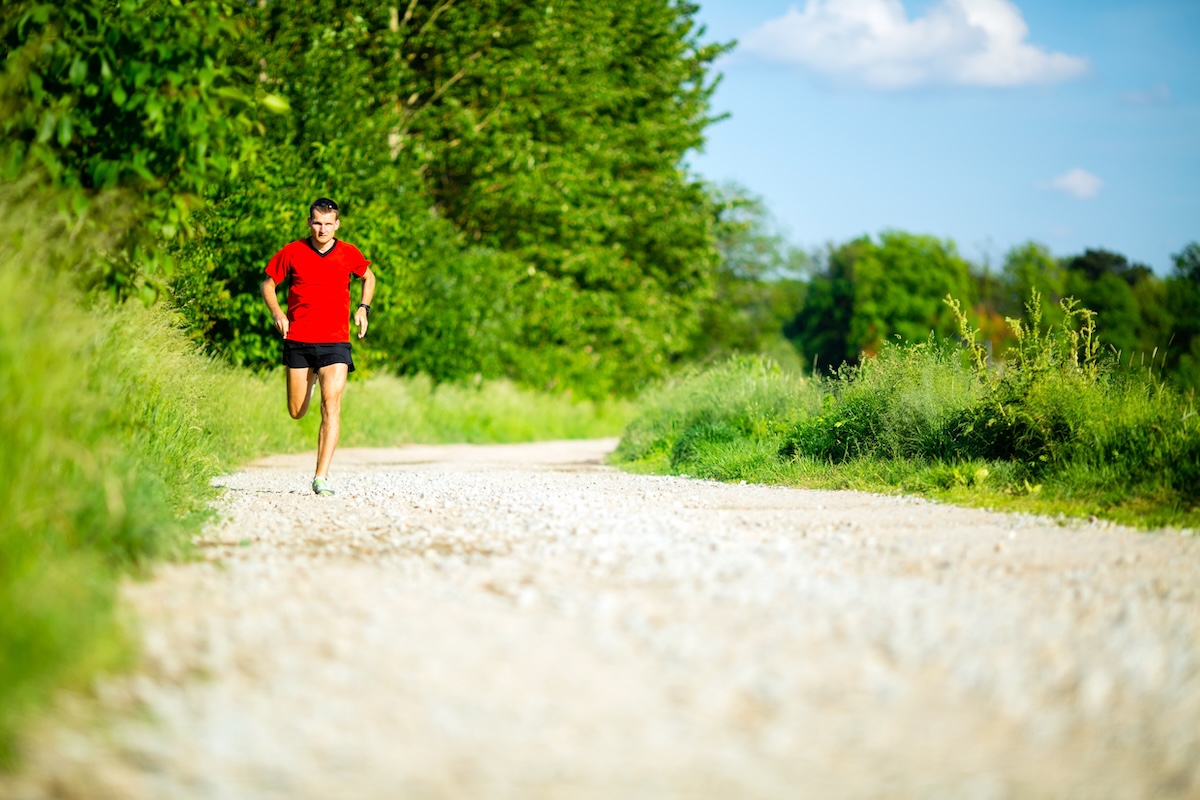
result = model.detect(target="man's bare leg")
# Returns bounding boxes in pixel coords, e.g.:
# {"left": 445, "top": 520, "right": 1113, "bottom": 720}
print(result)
{"left": 286, "top": 367, "right": 319, "bottom": 419}
{"left": 314, "top": 363, "right": 349, "bottom": 478}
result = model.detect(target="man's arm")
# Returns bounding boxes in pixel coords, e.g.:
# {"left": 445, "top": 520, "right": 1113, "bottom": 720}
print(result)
{"left": 353, "top": 267, "right": 376, "bottom": 339}
{"left": 262, "top": 276, "right": 289, "bottom": 338}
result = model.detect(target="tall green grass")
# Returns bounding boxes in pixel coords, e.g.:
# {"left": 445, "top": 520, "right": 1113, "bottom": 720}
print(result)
{"left": 614, "top": 296, "right": 1200, "bottom": 529}
{"left": 0, "top": 192, "right": 630, "bottom": 762}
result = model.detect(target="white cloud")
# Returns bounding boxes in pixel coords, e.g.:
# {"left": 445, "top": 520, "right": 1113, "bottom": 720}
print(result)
{"left": 741, "top": 0, "right": 1089, "bottom": 89}
{"left": 1043, "top": 168, "right": 1103, "bottom": 199}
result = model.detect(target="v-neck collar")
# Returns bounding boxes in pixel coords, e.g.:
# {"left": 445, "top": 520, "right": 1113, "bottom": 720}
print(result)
{"left": 306, "top": 238, "right": 338, "bottom": 258}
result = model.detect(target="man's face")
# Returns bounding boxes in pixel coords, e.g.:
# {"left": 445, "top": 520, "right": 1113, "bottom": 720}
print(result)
{"left": 309, "top": 210, "right": 340, "bottom": 246}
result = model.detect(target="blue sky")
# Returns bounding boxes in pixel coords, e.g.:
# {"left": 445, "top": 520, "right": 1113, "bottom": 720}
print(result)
{"left": 687, "top": 0, "right": 1200, "bottom": 273}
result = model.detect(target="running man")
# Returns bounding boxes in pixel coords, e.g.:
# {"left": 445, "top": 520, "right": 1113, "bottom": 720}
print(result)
{"left": 261, "top": 197, "right": 376, "bottom": 496}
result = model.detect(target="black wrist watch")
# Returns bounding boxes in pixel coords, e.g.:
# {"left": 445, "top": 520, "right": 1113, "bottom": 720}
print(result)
{"left": 358, "top": 303, "right": 371, "bottom": 316}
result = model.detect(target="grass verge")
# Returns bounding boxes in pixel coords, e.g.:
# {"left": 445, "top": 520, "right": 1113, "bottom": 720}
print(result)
{"left": 612, "top": 299, "right": 1200, "bottom": 530}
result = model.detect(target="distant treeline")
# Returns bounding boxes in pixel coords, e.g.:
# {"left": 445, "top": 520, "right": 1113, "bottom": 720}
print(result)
{"left": 698, "top": 193, "right": 1200, "bottom": 390}
{"left": 2, "top": 0, "right": 1196, "bottom": 396}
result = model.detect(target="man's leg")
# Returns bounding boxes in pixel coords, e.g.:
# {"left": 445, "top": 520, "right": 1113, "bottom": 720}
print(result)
{"left": 286, "top": 367, "right": 318, "bottom": 419}
{"left": 314, "top": 362, "right": 349, "bottom": 478}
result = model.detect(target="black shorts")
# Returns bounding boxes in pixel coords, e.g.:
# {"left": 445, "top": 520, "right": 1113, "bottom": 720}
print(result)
{"left": 283, "top": 341, "right": 355, "bottom": 373}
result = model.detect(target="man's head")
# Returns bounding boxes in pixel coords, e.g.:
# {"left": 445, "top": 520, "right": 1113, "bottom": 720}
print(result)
{"left": 308, "top": 197, "right": 340, "bottom": 248}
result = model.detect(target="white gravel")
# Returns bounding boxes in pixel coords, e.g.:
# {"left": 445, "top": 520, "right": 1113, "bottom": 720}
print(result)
{"left": 5, "top": 439, "right": 1199, "bottom": 799}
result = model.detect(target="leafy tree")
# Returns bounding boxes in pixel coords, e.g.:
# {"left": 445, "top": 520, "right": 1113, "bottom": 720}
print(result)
{"left": 790, "top": 231, "right": 975, "bottom": 371}
{"left": 0, "top": 0, "right": 279, "bottom": 293}
{"left": 376, "top": 0, "right": 728, "bottom": 395}
{"left": 1068, "top": 271, "right": 1141, "bottom": 359}
{"left": 851, "top": 231, "right": 975, "bottom": 354}
{"left": 1172, "top": 242, "right": 1200, "bottom": 284}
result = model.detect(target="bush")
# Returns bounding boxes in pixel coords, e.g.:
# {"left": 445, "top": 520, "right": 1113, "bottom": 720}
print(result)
{"left": 783, "top": 340, "right": 977, "bottom": 462}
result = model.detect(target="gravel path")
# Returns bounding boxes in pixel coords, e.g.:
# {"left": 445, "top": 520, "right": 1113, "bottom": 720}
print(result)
{"left": 5, "top": 440, "right": 1200, "bottom": 799}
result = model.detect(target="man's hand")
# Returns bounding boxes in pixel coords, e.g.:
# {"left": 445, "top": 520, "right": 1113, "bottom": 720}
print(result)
{"left": 273, "top": 314, "right": 289, "bottom": 338}
{"left": 354, "top": 306, "right": 369, "bottom": 339}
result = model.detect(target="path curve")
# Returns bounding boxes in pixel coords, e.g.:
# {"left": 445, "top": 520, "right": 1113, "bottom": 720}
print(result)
{"left": 5, "top": 439, "right": 1200, "bottom": 799}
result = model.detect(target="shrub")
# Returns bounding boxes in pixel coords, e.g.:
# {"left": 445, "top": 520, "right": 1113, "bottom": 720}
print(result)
{"left": 783, "top": 340, "right": 977, "bottom": 462}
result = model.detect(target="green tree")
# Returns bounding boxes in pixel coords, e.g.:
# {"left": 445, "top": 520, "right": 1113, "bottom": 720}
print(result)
{"left": 787, "top": 238, "right": 863, "bottom": 371}
{"left": 790, "top": 231, "right": 975, "bottom": 371}
{"left": 378, "top": 0, "right": 728, "bottom": 395}
{"left": 0, "top": 0, "right": 278, "bottom": 293}
{"left": 850, "top": 231, "right": 975, "bottom": 354}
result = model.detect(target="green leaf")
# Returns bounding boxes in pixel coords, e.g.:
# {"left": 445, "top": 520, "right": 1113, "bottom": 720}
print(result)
{"left": 57, "top": 115, "right": 74, "bottom": 147}
{"left": 36, "top": 111, "right": 57, "bottom": 144}
{"left": 69, "top": 57, "right": 88, "bottom": 84}
{"left": 258, "top": 93, "right": 290, "bottom": 115}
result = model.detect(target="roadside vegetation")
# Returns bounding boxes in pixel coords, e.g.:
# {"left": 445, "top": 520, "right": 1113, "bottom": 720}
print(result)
{"left": 615, "top": 296, "right": 1200, "bottom": 530}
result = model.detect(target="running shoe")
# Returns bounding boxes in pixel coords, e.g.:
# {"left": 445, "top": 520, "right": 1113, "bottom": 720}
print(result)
{"left": 312, "top": 476, "right": 335, "bottom": 496}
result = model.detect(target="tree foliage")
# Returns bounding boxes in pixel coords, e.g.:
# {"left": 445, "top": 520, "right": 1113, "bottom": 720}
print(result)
{"left": 777, "top": 233, "right": 1200, "bottom": 391}
{"left": 1000, "top": 242, "right": 1065, "bottom": 328}
{"left": 0, "top": 0, "right": 281, "bottom": 293}
{"left": 788, "top": 231, "right": 975, "bottom": 370}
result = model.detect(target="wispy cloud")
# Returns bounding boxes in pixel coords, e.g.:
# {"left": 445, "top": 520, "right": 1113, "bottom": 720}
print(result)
{"left": 1042, "top": 168, "right": 1103, "bottom": 199}
{"left": 1119, "top": 83, "right": 1170, "bottom": 107}
{"left": 741, "top": 0, "right": 1089, "bottom": 89}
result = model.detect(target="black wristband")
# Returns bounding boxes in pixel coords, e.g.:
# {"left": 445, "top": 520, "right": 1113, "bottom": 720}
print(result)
{"left": 358, "top": 303, "right": 370, "bottom": 315}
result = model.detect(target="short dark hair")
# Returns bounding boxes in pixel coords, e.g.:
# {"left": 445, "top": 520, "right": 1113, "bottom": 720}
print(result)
{"left": 309, "top": 197, "right": 340, "bottom": 219}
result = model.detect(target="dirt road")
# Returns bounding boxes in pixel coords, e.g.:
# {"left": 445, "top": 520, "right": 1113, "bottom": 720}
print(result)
{"left": 5, "top": 440, "right": 1199, "bottom": 799}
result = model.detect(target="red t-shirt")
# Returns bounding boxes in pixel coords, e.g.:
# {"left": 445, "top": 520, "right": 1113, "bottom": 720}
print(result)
{"left": 265, "top": 239, "right": 371, "bottom": 343}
